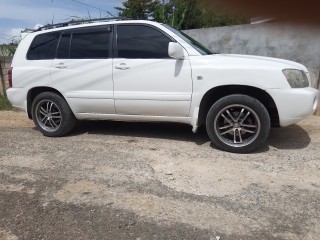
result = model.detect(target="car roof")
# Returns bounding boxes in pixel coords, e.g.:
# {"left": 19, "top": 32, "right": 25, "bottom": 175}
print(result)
{"left": 31, "top": 19, "right": 162, "bottom": 34}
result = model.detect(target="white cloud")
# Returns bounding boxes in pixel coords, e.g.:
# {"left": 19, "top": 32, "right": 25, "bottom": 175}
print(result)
{"left": 34, "top": 24, "right": 43, "bottom": 30}
{"left": 0, "top": 2, "right": 88, "bottom": 26}
{"left": 0, "top": 1, "right": 124, "bottom": 24}
{"left": 0, "top": 28, "right": 23, "bottom": 44}
{"left": 8, "top": 28, "right": 23, "bottom": 38}
{"left": 0, "top": 0, "right": 125, "bottom": 44}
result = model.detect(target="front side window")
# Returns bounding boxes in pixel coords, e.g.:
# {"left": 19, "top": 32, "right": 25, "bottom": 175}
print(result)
{"left": 117, "top": 25, "right": 171, "bottom": 59}
{"left": 27, "top": 32, "right": 60, "bottom": 60}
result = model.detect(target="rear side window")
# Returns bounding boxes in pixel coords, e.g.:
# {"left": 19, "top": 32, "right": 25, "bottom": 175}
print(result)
{"left": 55, "top": 28, "right": 111, "bottom": 59}
{"left": 27, "top": 32, "right": 60, "bottom": 60}
{"left": 117, "top": 25, "right": 171, "bottom": 59}
{"left": 70, "top": 29, "right": 111, "bottom": 59}
{"left": 57, "top": 33, "right": 71, "bottom": 59}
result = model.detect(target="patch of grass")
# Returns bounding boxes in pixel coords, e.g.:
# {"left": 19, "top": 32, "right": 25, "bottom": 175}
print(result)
{"left": 0, "top": 94, "right": 12, "bottom": 110}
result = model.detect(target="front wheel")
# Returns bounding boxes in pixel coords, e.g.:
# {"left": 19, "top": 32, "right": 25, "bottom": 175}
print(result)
{"left": 31, "top": 92, "right": 77, "bottom": 137}
{"left": 206, "top": 94, "right": 270, "bottom": 153}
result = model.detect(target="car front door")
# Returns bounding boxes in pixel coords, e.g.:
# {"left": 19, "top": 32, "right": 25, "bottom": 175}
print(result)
{"left": 113, "top": 24, "right": 192, "bottom": 117}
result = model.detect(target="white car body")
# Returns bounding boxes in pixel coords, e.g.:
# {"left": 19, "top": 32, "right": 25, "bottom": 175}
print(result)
{"left": 6, "top": 20, "right": 319, "bottom": 152}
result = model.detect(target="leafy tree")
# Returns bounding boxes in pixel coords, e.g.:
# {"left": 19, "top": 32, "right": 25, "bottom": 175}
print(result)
{"left": 116, "top": 0, "right": 248, "bottom": 29}
{"left": 198, "top": 2, "right": 248, "bottom": 28}
{"left": 0, "top": 44, "right": 16, "bottom": 98}
{"left": 153, "top": 0, "right": 203, "bottom": 29}
{"left": 115, "top": 0, "right": 160, "bottom": 20}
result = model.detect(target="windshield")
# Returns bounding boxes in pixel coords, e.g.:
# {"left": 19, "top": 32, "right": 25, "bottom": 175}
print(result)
{"left": 162, "top": 24, "right": 213, "bottom": 55}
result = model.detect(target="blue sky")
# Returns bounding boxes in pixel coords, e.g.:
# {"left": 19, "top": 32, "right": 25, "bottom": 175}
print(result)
{"left": 0, "top": 0, "right": 125, "bottom": 44}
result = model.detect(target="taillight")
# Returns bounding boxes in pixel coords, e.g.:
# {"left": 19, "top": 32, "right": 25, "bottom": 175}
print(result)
{"left": 8, "top": 67, "right": 12, "bottom": 88}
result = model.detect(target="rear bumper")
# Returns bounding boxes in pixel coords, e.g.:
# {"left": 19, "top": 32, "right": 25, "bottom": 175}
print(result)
{"left": 266, "top": 87, "right": 319, "bottom": 127}
{"left": 6, "top": 88, "right": 27, "bottom": 112}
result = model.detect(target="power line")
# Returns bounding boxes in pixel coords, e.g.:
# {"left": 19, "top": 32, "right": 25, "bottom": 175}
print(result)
{"left": 70, "top": 0, "right": 115, "bottom": 17}
{"left": 0, "top": 36, "right": 11, "bottom": 40}
{"left": 0, "top": 33, "right": 11, "bottom": 37}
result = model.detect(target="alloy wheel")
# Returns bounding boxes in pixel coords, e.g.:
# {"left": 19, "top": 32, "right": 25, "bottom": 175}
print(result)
{"left": 35, "top": 100, "right": 62, "bottom": 132}
{"left": 213, "top": 104, "right": 261, "bottom": 148}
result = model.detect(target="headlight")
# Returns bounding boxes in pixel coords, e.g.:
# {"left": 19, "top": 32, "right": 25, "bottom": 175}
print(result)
{"left": 282, "top": 69, "right": 309, "bottom": 88}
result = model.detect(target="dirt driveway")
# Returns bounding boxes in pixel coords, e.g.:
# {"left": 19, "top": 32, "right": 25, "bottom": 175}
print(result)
{"left": 0, "top": 111, "right": 319, "bottom": 240}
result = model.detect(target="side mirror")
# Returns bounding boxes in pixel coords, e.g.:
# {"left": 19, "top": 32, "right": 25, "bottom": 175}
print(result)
{"left": 168, "top": 42, "right": 185, "bottom": 60}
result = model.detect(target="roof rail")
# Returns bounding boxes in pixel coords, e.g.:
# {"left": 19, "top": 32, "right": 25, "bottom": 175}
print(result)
{"left": 35, "top": 17, "right": 132, "bottom": 32}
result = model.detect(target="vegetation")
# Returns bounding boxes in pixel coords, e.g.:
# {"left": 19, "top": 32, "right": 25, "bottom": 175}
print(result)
{"left": 0, "top": 44, "right": 17, "bottom": 56}
{"left": 0, "top": 94, "right": 12, "bottom": 110}
{"left": 115, "top": 0, "right": 159, "bottom": 20}
{"left": 116, "top": 0, "right": 249, "bottom": 30}
{"left": 0, "top": 44, "right": 16, "bottom": 103}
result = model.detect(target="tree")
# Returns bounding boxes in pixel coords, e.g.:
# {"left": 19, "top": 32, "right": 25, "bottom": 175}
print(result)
{"left": 116, "top": 0, "right": 248, "bottom": 30}
{"left": 0, "top": 44, "right": 16, "bottom": 98}
{"left": 198, "top": 2, "right": 248, "bottom": 28}
{"left": 153, "top": 0, "right": 203, "bottom": 29}
{"left": 115, "top": 0, "right": 160, "bottom": 20}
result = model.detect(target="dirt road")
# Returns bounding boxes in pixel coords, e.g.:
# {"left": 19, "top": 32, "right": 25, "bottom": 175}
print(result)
{"left": 0, "top": 111, "right": 319, "bottom": 239}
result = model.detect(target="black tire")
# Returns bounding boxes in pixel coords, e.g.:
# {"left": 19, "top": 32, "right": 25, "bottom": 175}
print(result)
{"left": 31, "top": 92, "right": 77, "bottom": 137}
{"left": 206, "top": 94, "right": 270, "bottom": 153}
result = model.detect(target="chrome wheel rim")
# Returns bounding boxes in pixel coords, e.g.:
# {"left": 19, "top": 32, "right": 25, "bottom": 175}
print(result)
{"left": 214, "top": 104, "right": 261, "bottom": 148}
{"left": 35, "top": 100, "right": 62, "bottom": 132}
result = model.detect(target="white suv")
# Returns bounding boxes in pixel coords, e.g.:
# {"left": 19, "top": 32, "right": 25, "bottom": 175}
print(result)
{"left": 6, "top": 19, "right": 319, "bottom": 153}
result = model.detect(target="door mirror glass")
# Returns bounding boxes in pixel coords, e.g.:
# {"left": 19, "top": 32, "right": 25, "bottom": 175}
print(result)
{"left": 168, "top": 42, "right": 185, "bottom": 60}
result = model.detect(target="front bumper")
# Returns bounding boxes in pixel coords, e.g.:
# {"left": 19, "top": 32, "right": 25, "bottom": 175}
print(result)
{"left": 266, "top": 87, "right": 319, "bottom": 127}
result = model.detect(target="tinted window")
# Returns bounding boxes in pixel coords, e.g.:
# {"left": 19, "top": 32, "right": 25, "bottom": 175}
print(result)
{"left": 117, "top": 25, "right": 171, "bottom": 59}
{"left": 70, "top": 30, "right": 110, "bottom": 59}
{"left": 27, "top": 32, "right": 60, "bottom": 60}
{"left": 162, "top": 24, "right": 213, "bottom": 55}
{"left": 57, "top": 33, "right": 71, "bottom": 59}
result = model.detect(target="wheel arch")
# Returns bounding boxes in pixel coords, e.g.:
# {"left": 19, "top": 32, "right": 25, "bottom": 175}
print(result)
{"left": 27, "top": 87, "right": 66, "bottom": 119}
{"left": 198, "top": 85, "right": 280, "bottom": 128}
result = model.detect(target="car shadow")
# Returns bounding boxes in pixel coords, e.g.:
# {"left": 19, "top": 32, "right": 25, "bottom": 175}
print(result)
{"left": 71, "top": 120, "right": 210, "bottom": 145}
{"left": 69, "top": 121, "right": 311, "bottom": 151}
{"left": 266, "top": 124, "right": 311, "bottom": 150}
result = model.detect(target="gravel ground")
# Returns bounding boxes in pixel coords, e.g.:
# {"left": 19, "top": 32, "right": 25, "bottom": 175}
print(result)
{"left": 0, "top": 111, "right": 319, "bottom": 240}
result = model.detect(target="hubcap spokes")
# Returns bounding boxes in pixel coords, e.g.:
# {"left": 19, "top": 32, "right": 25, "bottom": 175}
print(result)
{"left": 214, "top": 105, "right": 260, "bottom": 147}
{"left": 36, "top": 100, "right": 62, "bottom": 132}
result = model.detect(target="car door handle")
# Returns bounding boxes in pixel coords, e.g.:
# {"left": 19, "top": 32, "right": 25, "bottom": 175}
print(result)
{"left": 115, "top": 63, "right": 130, "bottom": 70}
{"left": 54, "top": 63, "right": 67, "bottom": 69}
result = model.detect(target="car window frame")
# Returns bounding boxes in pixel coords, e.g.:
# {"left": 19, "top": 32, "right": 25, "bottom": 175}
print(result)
{"left": 56, "top": 32, "right": 72, "bottom": 59}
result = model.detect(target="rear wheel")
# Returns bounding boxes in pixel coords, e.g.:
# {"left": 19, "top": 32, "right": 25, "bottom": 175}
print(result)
{"left": 206, "top": 94, "right": 270, "bottom": 153}
{"left": 31, "top": 92, "right": 76, "bottom": 137}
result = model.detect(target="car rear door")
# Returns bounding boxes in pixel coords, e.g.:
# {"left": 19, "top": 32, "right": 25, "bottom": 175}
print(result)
{"left": 50, "top": 25, "right": 115, "bottom": 115}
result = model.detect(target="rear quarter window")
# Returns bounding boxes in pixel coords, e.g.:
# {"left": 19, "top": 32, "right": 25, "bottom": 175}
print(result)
{"left": 27, "top": 32, "right": 60, "bottom": 60}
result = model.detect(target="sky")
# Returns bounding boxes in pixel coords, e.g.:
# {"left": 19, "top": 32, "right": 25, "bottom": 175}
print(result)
{"left": 0, "top": 0, "right": 125, "bottom": 44}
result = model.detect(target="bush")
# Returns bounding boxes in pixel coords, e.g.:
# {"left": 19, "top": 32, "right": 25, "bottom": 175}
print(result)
{"left": 0, "top": 94, "right": 12, "bottom": 110}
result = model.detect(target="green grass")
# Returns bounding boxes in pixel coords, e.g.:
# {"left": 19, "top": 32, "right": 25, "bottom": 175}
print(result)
{"left": 0, "top": 94, "right": 12, "bottom": 110}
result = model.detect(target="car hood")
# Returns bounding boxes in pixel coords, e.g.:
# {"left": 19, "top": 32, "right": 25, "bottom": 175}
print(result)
{"left": 196, "top": 54, "right": 309, "bottom": 73}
